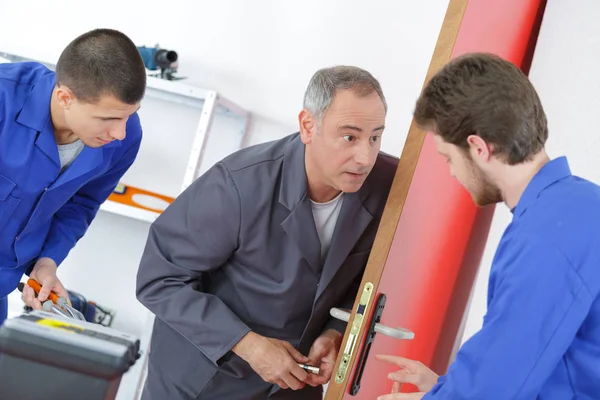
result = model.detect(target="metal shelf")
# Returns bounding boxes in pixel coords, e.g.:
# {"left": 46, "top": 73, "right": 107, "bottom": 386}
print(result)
{"left": 99, "top": 200, "right": 160, "bottom": 224}
{"left": 1, "top": 50, "right": 251, "bottom": 223}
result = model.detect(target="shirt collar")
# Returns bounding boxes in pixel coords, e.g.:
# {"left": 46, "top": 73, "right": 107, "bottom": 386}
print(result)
{"left": 512, "top": 156, "right": 572, "bottom": 218}
{"left": 16, "top": 71, "right": 56, "bottom": 132}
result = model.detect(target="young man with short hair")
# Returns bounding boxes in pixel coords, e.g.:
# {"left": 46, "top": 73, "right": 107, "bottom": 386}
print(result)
{"left": 0, "top": 28, "right": 146, "bottom": 324}
{"left": 377, "top": 52, "right": 600, "bottom": 399}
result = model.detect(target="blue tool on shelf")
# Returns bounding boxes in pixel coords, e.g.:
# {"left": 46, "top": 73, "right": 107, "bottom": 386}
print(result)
{"left": 137, "top": 44, "right": 182, "bottom": 80}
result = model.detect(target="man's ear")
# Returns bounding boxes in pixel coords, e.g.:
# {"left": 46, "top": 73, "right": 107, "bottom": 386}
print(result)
{"left": 298, "top": 109, "right": 317, "bottom": 145}
{"left": 55, "top": 85, "right": 75, "bottom": 109}
{"left": 466, "top": 134, "right": 492, "bottom": 162}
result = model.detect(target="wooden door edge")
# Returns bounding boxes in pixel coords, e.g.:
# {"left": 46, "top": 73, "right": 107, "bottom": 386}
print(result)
{"left": 324, "top": 0, "right": 469, "bottom": 398}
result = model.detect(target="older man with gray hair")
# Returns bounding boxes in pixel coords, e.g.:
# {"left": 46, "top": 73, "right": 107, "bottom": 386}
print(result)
{"left": 135, "top": 65, "right": 398, "bottom": 400}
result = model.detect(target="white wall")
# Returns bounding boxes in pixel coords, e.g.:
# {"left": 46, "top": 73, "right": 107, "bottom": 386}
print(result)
{"left": 0, "top": 0, "right": 450, "bottom": 154}
{"left": 460, "top": 0, "right": 600, "bottom": 344}
{"left": 0, "top": 1, "right": 450, "bottom": 398}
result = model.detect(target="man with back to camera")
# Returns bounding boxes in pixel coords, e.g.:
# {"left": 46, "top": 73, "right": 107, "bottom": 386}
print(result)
{"left": 0, "top": 28, "right": 146, "bottom": 325}
{"left": 375, "top": 53, "right": 600, "bottom": 399}
{"left": 135, "top": 65, "right": 399, "bottom": 399}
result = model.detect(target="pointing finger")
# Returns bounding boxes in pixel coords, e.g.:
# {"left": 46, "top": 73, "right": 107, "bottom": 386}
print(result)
{"left": 375, "top": 354, "right": 419, "bottom": 369}
{"left": 388, "top": 370, "right": 420, "bottom": 386}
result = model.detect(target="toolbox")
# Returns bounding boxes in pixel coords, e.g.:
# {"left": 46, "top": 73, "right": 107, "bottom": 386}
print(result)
{"left": 0, "top": 310, "right": 141, "bottom": 400}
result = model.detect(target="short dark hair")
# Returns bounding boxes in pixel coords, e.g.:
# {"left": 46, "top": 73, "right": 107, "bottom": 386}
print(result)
{"left": 55, "top": 28, "right": 146, "bottom": 105}
{"left": 413, "top": 52, "right": 548, "bottom": 164}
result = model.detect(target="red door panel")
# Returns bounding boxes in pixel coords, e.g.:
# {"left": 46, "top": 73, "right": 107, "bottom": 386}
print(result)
{"left": 334, "top": 0, "right": 547, "bottom": 398}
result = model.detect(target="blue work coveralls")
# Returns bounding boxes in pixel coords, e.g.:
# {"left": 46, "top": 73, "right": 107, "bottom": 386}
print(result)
{"left": 0, "top": 62, "right": 142, "bottom": 324}
{"left": 424, "top": 157, "right": 600, "bottom": 399}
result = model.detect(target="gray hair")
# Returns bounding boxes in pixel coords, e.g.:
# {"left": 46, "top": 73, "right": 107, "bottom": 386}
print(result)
{"left": 303, "top": 65, "right": 387, "bottom": 121}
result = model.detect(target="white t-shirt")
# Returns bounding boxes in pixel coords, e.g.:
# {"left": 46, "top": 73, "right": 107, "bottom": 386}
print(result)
{"left": 311, "top": 192, "right": 344, "bottom": 260}
{"left": 57, "top": 140, "right": 85, "bottom": 172}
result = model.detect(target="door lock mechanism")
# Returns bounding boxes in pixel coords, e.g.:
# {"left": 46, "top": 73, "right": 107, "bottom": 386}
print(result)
{"left": 331, "top": 286, "right": 414, "bottom": 394}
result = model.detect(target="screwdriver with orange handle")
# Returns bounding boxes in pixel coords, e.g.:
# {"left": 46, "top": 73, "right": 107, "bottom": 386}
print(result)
{"left": 17, "top": 278, "right": 85, "bottom": 321}
{"left": 24, "top": 278, "right": 60, "bottom": 303}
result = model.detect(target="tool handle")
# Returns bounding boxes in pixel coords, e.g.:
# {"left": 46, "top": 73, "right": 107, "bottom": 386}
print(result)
{"left": 298, "top": 363, "right": 320, "bottom": 374}
{"left": 27, "top": 278, "right": 60, "bottom": 303}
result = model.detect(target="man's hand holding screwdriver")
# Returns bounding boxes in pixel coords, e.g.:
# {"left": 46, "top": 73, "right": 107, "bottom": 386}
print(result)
{"left": 233, "top": 331, "right": 320, "bottom": 390}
